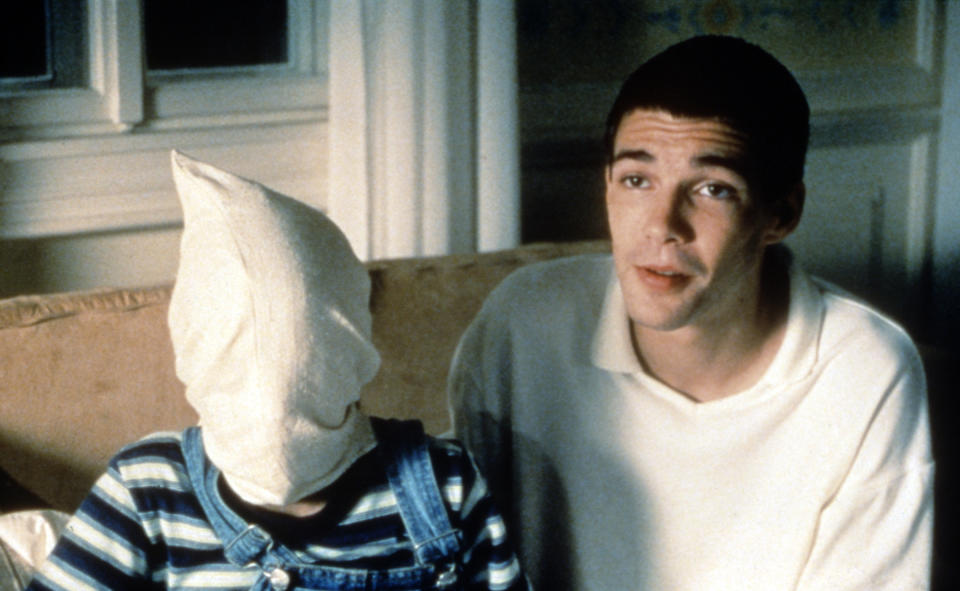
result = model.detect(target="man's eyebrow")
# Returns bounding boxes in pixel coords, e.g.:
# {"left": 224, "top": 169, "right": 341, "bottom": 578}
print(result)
{"left": 691, "top": 153, "right": 750, "bottom": 174}
{"left": 611, "top": 149, "right": 654, "bottom": 164}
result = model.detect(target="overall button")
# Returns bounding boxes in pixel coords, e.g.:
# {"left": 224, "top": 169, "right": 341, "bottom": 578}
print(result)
{"left": 435, "top": 563, "right": 458, "bottom": 588}
{"left": 266, "top": 568, "right": 290, "bottom": 590}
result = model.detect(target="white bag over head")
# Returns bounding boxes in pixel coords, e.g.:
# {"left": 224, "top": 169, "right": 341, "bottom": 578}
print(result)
{"left": 169, "top": 150, "right": 381, "bottom": 506}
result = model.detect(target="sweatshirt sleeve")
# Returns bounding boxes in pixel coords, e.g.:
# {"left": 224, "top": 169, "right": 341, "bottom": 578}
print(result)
{"left": 447, "top": 297, "right": 518, "bottom": 518}
{"left": 796, "top": 348, "right": 934, "bottom": 590}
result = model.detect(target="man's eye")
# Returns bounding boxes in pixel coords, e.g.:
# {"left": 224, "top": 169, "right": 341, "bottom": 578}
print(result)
{"left": 621, "top": 174, "right": 648, "bottom": 189}
{"left": 697, "top": 183, "right": 736, "bottom": 200}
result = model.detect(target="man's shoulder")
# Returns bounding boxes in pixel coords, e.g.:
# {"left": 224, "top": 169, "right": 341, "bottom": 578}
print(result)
{"left": 488, "top": 253, "right": 612, "bottom": 307}
{"left": 471, "top": 253, "right": 612, "bottom": 337}
{"left": 812, "top": 277, "right": 921, "bottom": 368}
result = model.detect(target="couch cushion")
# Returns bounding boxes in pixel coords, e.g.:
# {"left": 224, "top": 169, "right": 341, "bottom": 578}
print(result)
{"left": 0, "top": 287, "right": 193, "bottom": 512}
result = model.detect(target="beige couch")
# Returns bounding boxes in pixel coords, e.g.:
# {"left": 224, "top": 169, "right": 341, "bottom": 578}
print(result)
{"left": 0, "top": 241, "right": 610, "bottom": 514}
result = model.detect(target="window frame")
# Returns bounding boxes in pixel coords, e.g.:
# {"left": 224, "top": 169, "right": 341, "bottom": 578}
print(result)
{"left": 0, "top": 0, "right": 328, "bottom": 139}
{"left": 143, "top": 0, "right": 328, "bottom": 128}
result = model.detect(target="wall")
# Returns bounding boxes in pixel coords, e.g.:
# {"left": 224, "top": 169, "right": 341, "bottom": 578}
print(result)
{"left": 0, "top": 227, "right": 180, "bottom": 297}
{"left": 0, "top": 124, "right": 326, "bottom": 298}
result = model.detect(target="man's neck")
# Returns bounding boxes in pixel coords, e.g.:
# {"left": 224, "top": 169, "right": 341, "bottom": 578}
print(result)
{"left": 632, "top": 258, "right": 791, "bottom": 403}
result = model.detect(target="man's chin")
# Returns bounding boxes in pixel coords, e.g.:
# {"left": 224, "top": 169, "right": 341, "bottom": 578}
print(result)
{"left": 625, "top": 302, "right": 698, "bottom": 333}
{"left": 621, "top": 284, "right": 700, "bottom": 331}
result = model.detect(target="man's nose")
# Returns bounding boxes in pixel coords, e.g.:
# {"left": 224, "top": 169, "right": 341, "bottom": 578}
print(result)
{"left": 642, "top": 188, "right": 690, "bottom": 243}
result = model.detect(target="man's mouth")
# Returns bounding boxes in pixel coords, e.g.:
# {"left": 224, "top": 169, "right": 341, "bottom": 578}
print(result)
{"left": 637, "top": 266, "right": 691, "bottom": 290}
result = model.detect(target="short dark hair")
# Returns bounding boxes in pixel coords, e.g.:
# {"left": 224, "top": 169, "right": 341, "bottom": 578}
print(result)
{"left": 603, "top": 35, "right": 809, "bottom": 208}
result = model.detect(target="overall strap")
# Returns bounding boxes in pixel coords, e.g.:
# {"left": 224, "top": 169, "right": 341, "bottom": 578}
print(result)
{"left": 373, "top": 418, "right": 462, "bottom": 571}
{"left": 181, "top": 427, "right": 297, "bottom": 590}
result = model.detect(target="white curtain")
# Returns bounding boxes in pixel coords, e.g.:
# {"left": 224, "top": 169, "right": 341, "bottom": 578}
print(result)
{"left": 328, "top": 0, "right": 520, "bottom": 260}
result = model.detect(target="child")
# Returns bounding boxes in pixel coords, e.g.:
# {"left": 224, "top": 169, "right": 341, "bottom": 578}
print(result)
{"left": 26, "top": 151, "right": 530, "bottom": 591}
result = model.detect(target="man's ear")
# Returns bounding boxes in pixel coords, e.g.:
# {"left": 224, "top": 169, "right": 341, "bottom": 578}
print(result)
{"left": 603, "top": 165, "right": 614, "bottom": 198}
{"left": 763, "top": 182, "right": 804, "bottom": 245}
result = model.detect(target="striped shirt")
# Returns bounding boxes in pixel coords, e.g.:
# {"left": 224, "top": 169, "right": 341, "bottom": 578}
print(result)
{"left": 27, "top": 430, "right": 529, "bottom": 591}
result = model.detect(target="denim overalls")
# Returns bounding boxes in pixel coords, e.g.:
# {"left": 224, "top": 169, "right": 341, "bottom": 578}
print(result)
{"left": 182, "top": 419, "right": 463, "bottom": 591}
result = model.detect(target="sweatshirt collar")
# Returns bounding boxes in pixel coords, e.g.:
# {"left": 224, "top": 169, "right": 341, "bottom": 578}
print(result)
{"left": 591, "top": 247, "right": 823, "bottom": 392}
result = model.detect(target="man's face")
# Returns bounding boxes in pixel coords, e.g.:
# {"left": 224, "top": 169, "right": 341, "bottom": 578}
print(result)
{"left": 605, "top": 109, "right": 786, "bottom": 333}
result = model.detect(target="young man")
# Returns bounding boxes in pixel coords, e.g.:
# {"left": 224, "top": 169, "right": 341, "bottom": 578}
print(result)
{"left": 449, "top": 36, "right": 933, "bottom": 590}
{"left": 27, "top": 152, "right": 529, "bottom": 591}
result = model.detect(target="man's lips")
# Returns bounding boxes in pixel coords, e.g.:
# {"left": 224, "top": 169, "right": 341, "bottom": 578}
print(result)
{"left": 635, "top": 265, "right": 692, "bottom": 290}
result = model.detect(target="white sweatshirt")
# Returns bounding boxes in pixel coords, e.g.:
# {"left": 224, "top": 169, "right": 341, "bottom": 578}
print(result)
{"left": 449, "top": 253, "right": 933, "bottom": 591}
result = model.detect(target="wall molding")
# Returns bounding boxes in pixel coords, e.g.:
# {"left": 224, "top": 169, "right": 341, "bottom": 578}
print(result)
{"left": 0, "top": 122, "right": 326, "bottom": 239}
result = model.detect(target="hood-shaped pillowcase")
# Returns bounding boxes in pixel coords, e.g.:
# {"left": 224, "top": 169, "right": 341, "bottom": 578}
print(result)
{"left": 168, "top": 150, "right": 380, "bottom": 507}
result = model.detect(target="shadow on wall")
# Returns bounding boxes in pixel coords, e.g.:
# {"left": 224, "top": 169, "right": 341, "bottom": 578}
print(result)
{"left": 927, "top": 248, "right": 960, "bottom": 590}
{"left": 0, "top": 239, "right": 49, "bottom": 298}
{"left": 923, "top": 343, "right": 960, "bottom": 591}
{"left": 0, "top": 228, "right": 182, "bottom": 299}
{"left": 521, "top": 140, "right": 610, "bottom": 245}
{"left": 929, "top": 249, "right": 960, "bottom": 352}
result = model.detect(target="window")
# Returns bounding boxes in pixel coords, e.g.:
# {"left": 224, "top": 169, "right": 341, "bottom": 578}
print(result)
{"left": 0, "top": 1, "right": 329, "bottom": 239}
{"left": 0, "top": 3, "right": 47, "bottom": 82}
{"left": 0, "top": 2, "right": 86, "bottom": 90}
{"left": 144, "top": 1, "right": 289, "bottom": 71}
{"left": 1, "top": 0, "right": 328, "bottom": 138}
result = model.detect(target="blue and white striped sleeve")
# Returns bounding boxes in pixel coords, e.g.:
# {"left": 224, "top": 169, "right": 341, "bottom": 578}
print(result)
{"left": 26, "top": 463, "right": 159, "bottom": 591}
{"left": 437, "top": 439, "right": 532, "bottom": 591}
